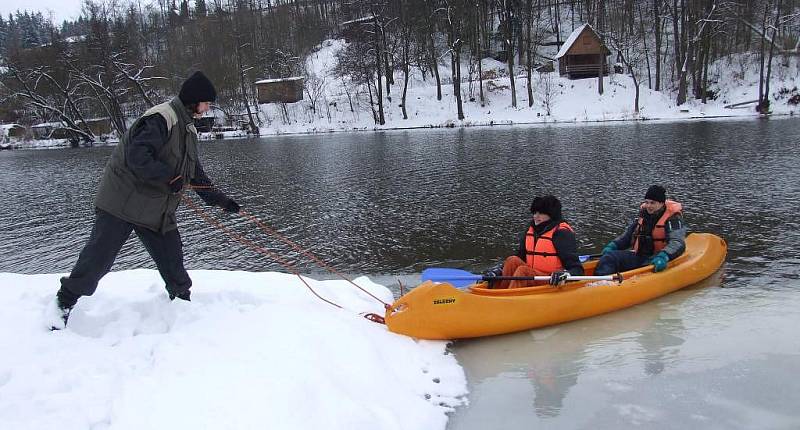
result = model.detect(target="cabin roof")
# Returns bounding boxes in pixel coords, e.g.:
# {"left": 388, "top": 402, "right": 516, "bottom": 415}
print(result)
{"left": 555, "top": 24, "right": 609, "bottom": 59}
{"left": 254, "top": 76, "right": 304, "bottom": 85}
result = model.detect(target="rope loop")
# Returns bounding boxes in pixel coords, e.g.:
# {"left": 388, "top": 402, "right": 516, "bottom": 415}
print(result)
{"left": 180, "top": 193, "right": 389, "bottom": 322}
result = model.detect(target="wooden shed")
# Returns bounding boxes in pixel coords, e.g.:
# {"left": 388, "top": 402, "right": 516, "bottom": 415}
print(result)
{"left": 83, "top": 117, "right": 112, "bottom": 136}
{"left": 32, "top": 122, "right": 71, "bottom": 140}
{"left": 1, "top": 124, "right": 26, "bottom": 142}
{"left": 555, "top": 24, "right": 611, "bottom": 79}
{"left": 255, "top": 77, "right": 304, "bottom": 104}
{"left": 340, "top": 16, "right": 376, "bottom": 42}
{"left": 32, "top": 118, "right": 112, "bottom": 140}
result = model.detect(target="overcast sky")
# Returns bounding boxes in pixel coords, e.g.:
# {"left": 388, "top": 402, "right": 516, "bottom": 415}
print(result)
{"left": 2, "top": 0, "right": 85, "bottom": 23}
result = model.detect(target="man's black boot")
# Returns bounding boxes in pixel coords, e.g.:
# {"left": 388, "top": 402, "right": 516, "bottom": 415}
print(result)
{"left": 169, "top": 290, "right": 191, "bottom": 302}
{"left": 48, "top": 285, "right": 79, "bottom": 331}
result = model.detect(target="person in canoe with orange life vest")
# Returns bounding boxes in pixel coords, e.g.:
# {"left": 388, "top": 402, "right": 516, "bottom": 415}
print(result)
{"left": 594, "top": 185, "right": 686, "bottom": 276}
{"left": 484, "top": 195, "right": 584, "bottom": 288}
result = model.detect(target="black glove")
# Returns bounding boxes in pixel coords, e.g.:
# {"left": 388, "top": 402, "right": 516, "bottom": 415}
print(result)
{"left": 549, "top": 270, "right": 569, "bottom": 286}
{"left": 168, "top": 175, "right": 184, "bottom": 193}
{"left": 482, "top": 261, "right": 504, "bottom": 278}
{"left": 221, "top": 198, "right": 241, "bottom": 213}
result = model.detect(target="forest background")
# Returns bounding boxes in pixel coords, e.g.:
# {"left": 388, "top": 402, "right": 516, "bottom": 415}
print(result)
{"left": 0, "top": 0, "right": 798, "bottom": 144}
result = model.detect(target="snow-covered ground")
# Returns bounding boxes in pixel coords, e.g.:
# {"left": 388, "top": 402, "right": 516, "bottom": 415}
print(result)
{"left": 0, "top": 270, "right": 466, "bottom": 430}
{"left": 255, "top": 39, "right": 799, "bottom": 135}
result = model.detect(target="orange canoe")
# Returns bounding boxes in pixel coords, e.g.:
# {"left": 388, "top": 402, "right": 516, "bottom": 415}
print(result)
{"left": 385, "top": 233, "right": 727, "bottom": 340}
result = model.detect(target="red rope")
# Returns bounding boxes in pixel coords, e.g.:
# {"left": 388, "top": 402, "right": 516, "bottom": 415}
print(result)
{"left": 181, "top": 195, "right": 343, "bottom": 310}
{"left": 239, "top": 210, "right": 390, "bottom": 308}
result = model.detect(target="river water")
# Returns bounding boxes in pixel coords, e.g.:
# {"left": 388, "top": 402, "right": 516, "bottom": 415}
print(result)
{"left": 1, "top": 118, "right": 799, "bottom": 428}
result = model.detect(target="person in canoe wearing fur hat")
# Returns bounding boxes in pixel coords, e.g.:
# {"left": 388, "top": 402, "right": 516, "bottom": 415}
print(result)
{"left": 594, "top": 185, "right": 686, "bottom": 276}
{"left": 485, "top": 195, "right": 584, "bottom": 289}
{"left": 47, "top": 71, "right": 241, "bottom": 330}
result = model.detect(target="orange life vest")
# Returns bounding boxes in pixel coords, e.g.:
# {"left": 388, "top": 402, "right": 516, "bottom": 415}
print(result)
{"left": 524, "top": 221, "right": 573, "bottom": 274}
{"left": 633, "top": 200, "right": 682, "bottom": 254}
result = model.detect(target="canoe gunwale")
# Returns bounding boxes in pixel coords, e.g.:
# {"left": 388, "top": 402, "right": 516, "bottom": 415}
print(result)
{"left": 467, "top": 252, "right": 693, "bottom": 297}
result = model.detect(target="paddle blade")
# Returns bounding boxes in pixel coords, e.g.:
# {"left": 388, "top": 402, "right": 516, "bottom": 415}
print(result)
{"left": 579, "top": 253, "right": 602, "bottom": 263}
{"left": 420, "top": 268, "right": 482, "bottom": 288}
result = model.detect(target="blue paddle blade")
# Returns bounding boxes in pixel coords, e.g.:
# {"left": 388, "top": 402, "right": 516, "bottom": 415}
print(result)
{"left": 579, "top": 253, "right": 602, "bottom": 263}
{"left": 420, "top": 268, "right": 482, "bottom": 288}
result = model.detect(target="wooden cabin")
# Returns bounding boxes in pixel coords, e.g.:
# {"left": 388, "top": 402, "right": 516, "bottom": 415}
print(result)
{"left": 255, "top": 77, "right": 304, "bottom": 104}
{"left": 339, "top": 16, "right": 377, "bottom": 42}
{"left": 83, "top": 117, "right": 112, "bottom": 136}
{"left": 32, "top": 122, "right": 70, "bottom": 140}
{"left": 32, "top": 118, "right": 112, "bottom": 140}
{"left": 555, "top": 24, "right": 611, "bottom": 79}
{"left": 1, "top": 124, "right": 26, "bottom": 142}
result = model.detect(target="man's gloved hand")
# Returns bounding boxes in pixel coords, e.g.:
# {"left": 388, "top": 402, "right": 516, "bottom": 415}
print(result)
{"left": 601, "top": 241, "right": 618, "bottom": 255}
{"left": 482, "top": 261, "right": 504, "bottom": 278}
{"left": 651, "top": 251, "right": 669, "bottom": 272}
{"left": 221, "top": 198, "right": 241, "bottom": 213}
{"left": 549, "top": 270, "right": 569, "bottom": 286}
{"left": 482, "top": 269, "right": 500, "bottom": 278}
{"left": 168, "top": 175, "right": 184, "bottom": 193}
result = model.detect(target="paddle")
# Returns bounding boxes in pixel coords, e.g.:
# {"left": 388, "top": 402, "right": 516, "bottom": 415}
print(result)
{"left": 579, "top": 253, "right": 602, "bottom": 263}
{"left": 421, "top": 268, "right": 623, "bottom": 288}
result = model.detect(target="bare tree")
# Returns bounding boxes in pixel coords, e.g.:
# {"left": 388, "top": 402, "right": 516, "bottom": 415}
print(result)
{"left": 440, "top": 0, "right": 467, "bottom": 120}
{"left": 304, "top": 71, "right": 327, "bottom": 118}
{"left": 606, "top": 27, "right": 646, "bottom": 114}
{"left": 497, "top": 0, "right": 521, "bottom": 107}
{"left": 536, "top": 71, "right": 557, "bottom": 115}
{"left": 5, "top": 66, "right": 95, "bottom": 144}
{"left": 111, "top": 58, "right": 164, "bottom": 108}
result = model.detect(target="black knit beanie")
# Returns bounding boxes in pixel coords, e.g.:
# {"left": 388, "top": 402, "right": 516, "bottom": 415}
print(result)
{"left": 179, "top": 71, "right": 217, "bottom": 104}
{"left": 530, "top": 195, "right": 562, "bottom": 220}
{"left": 644, "top": 185, "right": 666, "bottom": 203}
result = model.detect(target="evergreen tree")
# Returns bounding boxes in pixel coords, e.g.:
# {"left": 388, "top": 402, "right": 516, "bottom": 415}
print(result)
{"left": 195, "top": 0, "right": 207, "bottom": 17}
{"left": 180, "top": 0, "right": 190, "bottom": 22}
{"left": 0, "top": 15, "right": 7, "bottom": 54}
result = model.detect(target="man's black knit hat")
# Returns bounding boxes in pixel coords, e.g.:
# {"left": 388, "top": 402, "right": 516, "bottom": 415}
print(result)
{"left": 645, "top": 185, "right": 666, "bottom": 203}
{"left": 530, "top": 195, "right": 562, "bottom": 220}
{"left": 179, "top": 71, "right": 217, "bottom": 104}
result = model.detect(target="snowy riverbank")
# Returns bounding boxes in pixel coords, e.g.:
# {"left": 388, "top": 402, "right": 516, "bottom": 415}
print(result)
{"left": 253, "top": 39, "right": 799, "bottom": 136}
{"left": 0, "top": 270, "right": 466, "bottom": 430}
{"left": 3, "top": 39, "right": 797, "bottom": 149}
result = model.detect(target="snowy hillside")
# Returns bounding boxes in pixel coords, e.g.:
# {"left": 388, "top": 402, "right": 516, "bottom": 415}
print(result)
{"left": 255, "top": 39, "right": 798, "bottom": 135}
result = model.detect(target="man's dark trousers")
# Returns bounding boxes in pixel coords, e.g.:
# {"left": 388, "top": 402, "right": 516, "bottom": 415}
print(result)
{"left": 60, "top": 208, "right": 192, "bottom": 300}
{"left": 594, "top": 250, "right": 651, "bottom": 276}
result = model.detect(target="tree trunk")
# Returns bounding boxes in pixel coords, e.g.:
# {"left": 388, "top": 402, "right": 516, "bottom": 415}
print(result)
{"left": 701, "top": 42, "right": 710, "bottom": 103}
{"left": 382, "top": 28, "right": 392, "bottom": 95}
{"left": 375, "top": 19, "right": 385, "bottom": 125}
{"left": 453, "top": 43, "right": 465, "bottom": 120}
{"left": 598, "top": 53, "right": 604, "bottom": 95}
{"left": 639, "top": 3, "right": 652, "bottom": 89}
{"left": 653, "top": 0, "right": 662, "bottom": 91}
{"left": 763, "top": 0, "right": 783, "bottom": 114}
{"left": 430, "top": 34, "right": 442, "bottom": 101}
{"left": 376, "top": 55, "right": 385, "bottom": 125}
{"left": 365, "top": 68, "right": 378, "bottom": 124}
{"left": 674, "top": 0, "right": 689, "bottom": 105}
{"left": 508, "top": 48, "right": 517, "bottom": 107}
{"left": 671, "top": 0, "right": 682, "bottom": 79}
{"left": 757, "top": 2, "right": 769, "bottom": 113}
{"left": 477, "top": 2, "right": 485, "bottom": 107}
{"left": 236, "top": 42, "right": 259, "bottom": 135}
{"left": 526, "top": 15, "right": 534, "bottom": 107}
{"left": 597, "top": 0, "right": 605, "bottom": 95}
{"left": 402, "top": 37, "right": 410, "bottom": 119}
{"left": 503, "top": 2, "right": 517, "bottom": 108}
